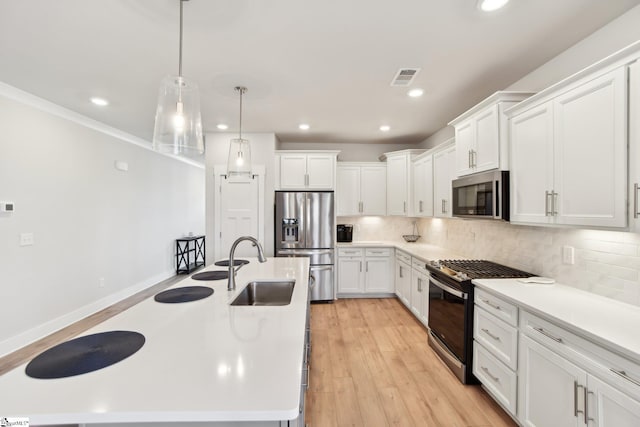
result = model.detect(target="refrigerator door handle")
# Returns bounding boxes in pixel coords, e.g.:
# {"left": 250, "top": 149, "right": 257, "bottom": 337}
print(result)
{"left": 277, "top": 249, "right": 334, "bottom": 256}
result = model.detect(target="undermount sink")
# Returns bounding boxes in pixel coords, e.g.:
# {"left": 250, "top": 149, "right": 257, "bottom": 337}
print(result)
{"left": 230, "top": 280, "right": 295, "bottom": 306}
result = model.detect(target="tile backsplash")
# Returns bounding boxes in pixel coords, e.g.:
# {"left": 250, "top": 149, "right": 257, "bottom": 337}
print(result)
{"left": 338, "top": 216, "right": 640, "bottom": 307}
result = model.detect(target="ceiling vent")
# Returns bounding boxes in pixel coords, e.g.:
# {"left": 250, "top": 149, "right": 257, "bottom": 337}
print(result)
{"left": 390, "top": 68, "right": 421, "bottom": 87}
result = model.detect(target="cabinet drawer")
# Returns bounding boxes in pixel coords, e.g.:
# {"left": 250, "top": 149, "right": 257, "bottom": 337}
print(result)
{"left": 411, "top": 258, "right": 428, "bottom": 271}
{"left": 365, "top": 248, "right": 392, "bottom": 257}
{"left": 475, "top": 288, "right": 518, "bottom": 327}
{"left": 474, "top": 307, "right": 518, "bottom": 370}
{"left": 396, "top": 250, "right": 411, "bottom": 264}
{"left": 473, "top": 342, "right": 517, "bottom": 415}
{"left": 338, "top": 248, "right": 364, "bottom": 257}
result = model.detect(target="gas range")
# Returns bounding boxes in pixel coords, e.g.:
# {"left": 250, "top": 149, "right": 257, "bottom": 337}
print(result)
{"left": 426, "top": 259, "right": 533, "bottom": 282}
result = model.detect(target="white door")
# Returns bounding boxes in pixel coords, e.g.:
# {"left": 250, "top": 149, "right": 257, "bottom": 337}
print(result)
{"left": 434, "top": 145, "right": 456, "bottom": 218}
{"left": 306, "top": 154, "right": 335, "bottom": 189}
{"left": 364, "top": 257, "right": 392, "bottom": 293}
{"left": 336, "top": 166, "right": 360, "bottom": 216}
{"left": 219, "top": 177, "right": 259, "bottom": 258}
{"left": 518, "top": 334, "right": 587, "bottom": 427}
{"left": 387, "top": 156, "right": 408, "bottom": 216}
{"left": 510, "top": 102, "right": 554, "bottom": 224}
{"left": 588, "top": 374, "right": 640, "bottom": 427}
{"left": 553, "top": 66, "right": 627, "bottom": 228}
{"left": 360, "top": 166, "right": 386, "bottom": 215}
{"left": 338, "top": 257, "right": 363, "bottom": 294}
{"left": 474, "top": 104, "right": 500, "bottom": 173}
{"left": 279, "top": 154, "right": 308, "bottom": 189}
{"left": 455, "top": 120, "right": 474, "bottom": 176}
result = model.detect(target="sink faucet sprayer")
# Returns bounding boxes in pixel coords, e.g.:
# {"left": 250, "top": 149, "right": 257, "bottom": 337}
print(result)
{"left": 228, "top": 236, "right": 267, "bottom": 291}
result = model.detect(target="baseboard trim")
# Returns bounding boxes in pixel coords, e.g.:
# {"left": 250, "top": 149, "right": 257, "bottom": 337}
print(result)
{"left": 0, "top": 269, "right": 175, "bottom": 358}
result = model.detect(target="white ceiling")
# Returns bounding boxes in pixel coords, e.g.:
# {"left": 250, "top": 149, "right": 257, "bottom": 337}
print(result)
{"left": 1, "top": 0, "right": 639, "bottom": 153}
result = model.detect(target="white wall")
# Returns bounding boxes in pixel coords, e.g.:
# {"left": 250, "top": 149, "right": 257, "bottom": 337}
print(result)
{"left": 278, "top": 141, "right": 417, "bottom": 161}
{"left": 205, "top": 133, "right": 277, "bottom": 261}
{"left": 0, "top": 90, "right": 205, "bottom": 355}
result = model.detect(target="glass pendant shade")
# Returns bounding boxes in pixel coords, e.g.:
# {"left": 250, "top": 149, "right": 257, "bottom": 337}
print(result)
{"left": 152, "top": 75, "right": 204, "bottom": 155}
{"left": 227, "top": 138, "right": 252, "bottom": 177}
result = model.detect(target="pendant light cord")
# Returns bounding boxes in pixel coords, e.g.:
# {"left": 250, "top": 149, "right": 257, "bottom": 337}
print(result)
{"left": 235, "top": 86, "right": 247, "bottom": 140}
{"left": 178, "top": 0, "right": 184, "bottom": 77}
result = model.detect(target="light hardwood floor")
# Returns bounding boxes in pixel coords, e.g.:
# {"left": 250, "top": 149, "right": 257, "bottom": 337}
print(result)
{"left": 305, "top": 298, "right": 517, "bottom": 427}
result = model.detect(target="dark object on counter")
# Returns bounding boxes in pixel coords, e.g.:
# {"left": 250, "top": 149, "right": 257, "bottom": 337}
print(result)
{"left": 154, "top": 286, "right": 214, "bottom": 303}
{"left": 214, "top": 259, "right": 250, "bottom": 267}
{"left": 25, "top": 331, "right": 145, "bottom": 379}
{"left": 176, "top": 235, "right": 205, "bottom": 274}
{"left": 337, "top": 224, "right": 353, "bottom": 243}
{"left": 191, "top": 270, "right": 229, "bottom": 281}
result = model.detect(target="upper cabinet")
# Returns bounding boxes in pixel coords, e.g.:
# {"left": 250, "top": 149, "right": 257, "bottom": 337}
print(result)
{"left": 412, "top": 152, "right": 434, "bottom": 217}
{"left": 433, "top": 141, "right": 456, "bottom": 218}
{"left": 336, "top": 162, "right": 386, "bottom": 216}
{"left": 509, "top": 66, "right": 629, "bottom": 228}
{"left": 630, "top": 60, "right": 640, "bottom": 231}
{"left": 449, "top": 92, "right": 535, "bottom": 177}
{"left": 275, "top": 151, "right": 339, "bottom": 190}
{"left": 382, "top": 150, "right": 425, "bottom": 216}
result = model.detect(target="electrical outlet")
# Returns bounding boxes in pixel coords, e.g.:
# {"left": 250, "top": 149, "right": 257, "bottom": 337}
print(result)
{"left": 562, "top": 246, "right": 575, "bottom": 265}
{"left": 20, "top": 233, "right": 34, "bottom": 246}
{"left": 98, "top": 277, "right": 105, "bottom": 288}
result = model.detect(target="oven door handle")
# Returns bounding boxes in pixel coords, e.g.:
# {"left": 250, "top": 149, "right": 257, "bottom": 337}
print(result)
{"left": 429, "top": 276, "right": 467, "bottom": 299}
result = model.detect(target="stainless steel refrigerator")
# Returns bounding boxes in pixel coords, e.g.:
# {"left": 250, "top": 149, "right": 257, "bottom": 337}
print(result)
{"left": 275, "top": 191, "right": 335, "bottom": 302}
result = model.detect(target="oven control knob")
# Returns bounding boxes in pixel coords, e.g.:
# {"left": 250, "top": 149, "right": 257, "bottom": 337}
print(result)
{"left": 456, "top": 272, "right": 469, "bottom": 280}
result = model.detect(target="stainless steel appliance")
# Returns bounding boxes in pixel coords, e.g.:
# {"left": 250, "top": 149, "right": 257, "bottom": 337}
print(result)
{"left": 336, "top": 224, "right": 353, "bottom": 243}
{"left": 452, "top": 170, "right": 510, "bottom": 220}
{"left": 275, "top": 191, "right": 335, "bottom": 302}
{"left": 425, "top": 259, "right": 532, "bottom": 384}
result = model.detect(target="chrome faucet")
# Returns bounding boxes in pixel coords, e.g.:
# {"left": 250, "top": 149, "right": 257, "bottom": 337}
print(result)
{"left": 228, "top": 236, "right": 267, "bottom": 291}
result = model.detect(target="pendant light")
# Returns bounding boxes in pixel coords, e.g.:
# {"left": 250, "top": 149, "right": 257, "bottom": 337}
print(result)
{"left": 152, "top": 0, "right": 204, "bottom": 156}
{"left": 227, "top": 86, "right": 252, "bottom": 177}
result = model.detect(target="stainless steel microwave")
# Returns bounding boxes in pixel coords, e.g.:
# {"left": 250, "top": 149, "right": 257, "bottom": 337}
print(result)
{"left": 452, "top": 170, "right": 509, "bottom": 221}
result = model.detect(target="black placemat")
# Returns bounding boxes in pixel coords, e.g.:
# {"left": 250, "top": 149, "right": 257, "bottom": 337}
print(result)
{"left": 25, "top": 331, "right": 145, "bottom": 379}
{"left": 191, "top": 270, "right": 229, "bottom": 281}
{"left": 154, "top": 286, "right": 214, "bottom": 302}
{"left": 214, "top": 259, "right": 250, "bottom": 267}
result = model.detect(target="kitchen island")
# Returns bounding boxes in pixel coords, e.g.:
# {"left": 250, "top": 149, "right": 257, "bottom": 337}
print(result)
{"left": 0, "top": 257, "right": 310, "bottom": 427}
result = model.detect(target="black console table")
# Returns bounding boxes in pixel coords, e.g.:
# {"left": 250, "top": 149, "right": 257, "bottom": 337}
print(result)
{"left": 175, "top": 235, "right": 205, "bottom": 274}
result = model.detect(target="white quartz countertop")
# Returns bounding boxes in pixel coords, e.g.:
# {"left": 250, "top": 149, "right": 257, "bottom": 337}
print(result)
{"left": 473, "top": 278, "right": 640, "bottom": 363}
{"left": 0, "top": 257, "right": 310, "bottom": 425}
{"left": 337, "top": 240, "right": 463, "bottom": 262}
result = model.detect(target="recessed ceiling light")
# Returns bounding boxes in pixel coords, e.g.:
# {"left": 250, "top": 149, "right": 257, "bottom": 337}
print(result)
{"left": 478, "top": 0, "right": 509, "bottom": 12}
{"left": 379, "top": 125, "right": 391, "bottom": 132}
{"left": 217, "top": 124, "right": 228, "bottom": 130}
{"left": 90, "top": 97, "right": 109, "bottom": 106}
{"left": 408, "top": 88, "right": 424, "bottom": 98}
{"left": 299, "top": 123, "right": 310, "bottom": 131}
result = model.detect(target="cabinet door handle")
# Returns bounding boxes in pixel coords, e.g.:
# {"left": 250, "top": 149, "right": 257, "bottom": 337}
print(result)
{"left": 481, "top": 328, "right": 501, "bottom": 341}
{"left": 359, "top": 261, "right": 362, "bottom": 272}
{"left": 468, "top": 150, "right": 472, "bottom": 168}
{"left": 533, "top": 327, "right": 563, "bottom": 343}
{"left": 441, "top": 199, "right": 445, "bottom": 214}
{"left": 417, "top": 278, "right": 422, "bottom": 292}
{"left": 552, "top": 191, "right": 558, "bottom": 216}
{"left": 584, "top": 388, "right": 593, "bottom": 424}
{"left": 359, "top": 201, "right": 363, "bottom": 213}
{"left": 419, "top": 200, "right": 423, "bottom": 213}
{"left": 634, "top": 183, "right": 639, "bottom": 219}
{"left": 471, "top": 150, "right": 476, "bottom": 167}
{"left": 481, "top": 299, "right": 501, "bottom": 311}
{"left": 610, "top": 369, "right": 640, "bottom": 387}
{"left": 574, "top": 381, "right": 584, "bottom": 418}
{"left": 403, "top": 201, "right": 406, "bottom": 213}
{"left": 366, "top": 261, "right": 369, "bottom": 272}
{"left": 481, "top": 366, "right": 500, "bottom": 383}
{"left": 399, "top": 266, "right": 403, "bottom": 278}
{"left": 545, "top": 191, "right": 552, "bottom": 216}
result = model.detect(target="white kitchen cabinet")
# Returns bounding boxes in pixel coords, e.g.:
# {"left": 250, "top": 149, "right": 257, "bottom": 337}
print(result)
{"left": 449, "top": 92, "right": 534, "bottom": 177}
{"left": 628, "top": 61, "right": 640, "bottom": 231}
{"left": 383, "top": 150, "right": 425, "bottom": 216}
{"left": 433, "top": 141, "right": 456, "bottom": 218}
{"left": 395, "top": 250, "right": 412, "bottom": 307}
{"left": 336, "top": 163, "right": 386, "bottom": 216}
{"left": 410, "top": 259, "right": 429, "bottom": 326}
{"left": 509, "top": 66, "right": 628, "bottom": 228}
{"left": 275, "top": 151, "right": 339, "bottom": 190}
{"left": 337, "top": 247, "right": 393, "bottom": 297}
{"left": 587, "top": 373, "right": 640, "bottom": 427}
{"left": 412, "top": 152, "right": 434, "bottom": 217}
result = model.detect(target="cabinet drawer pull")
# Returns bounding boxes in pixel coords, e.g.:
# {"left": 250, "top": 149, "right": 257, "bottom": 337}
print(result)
{"left": 481, "top": 299, "right": 501, "bottom": 311}
{"left": 574, "top": 381, "right": 584, "bottom": 417}
{"left": 481, "top": 366, "right": 500, "bottom": 383}
{"left": 481, "top": 328, "right": 501, "bottom": 341}
{"left": 610, "top": 369, "right": 640, "bottom": 387}
{"left": 533, "top": 327, "right": 563, "bottom": 343}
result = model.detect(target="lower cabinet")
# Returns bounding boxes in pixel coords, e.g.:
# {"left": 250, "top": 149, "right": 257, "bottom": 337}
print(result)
{"left": 474, "top": 286, "right": 640, "bottom": 427}
{"left": 337, "top": 247, "right": 393, "bottom": 297}
{"left": 395, "top": 250, "right": 412, "bottom": 307}
{"left": 410, "top": 259, "right": 429, "bottom": 326}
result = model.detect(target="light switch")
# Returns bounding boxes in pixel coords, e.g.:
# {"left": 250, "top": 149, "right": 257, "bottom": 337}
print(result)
{"left": 20, "top": 233, "right": 34, "bottom": 246}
